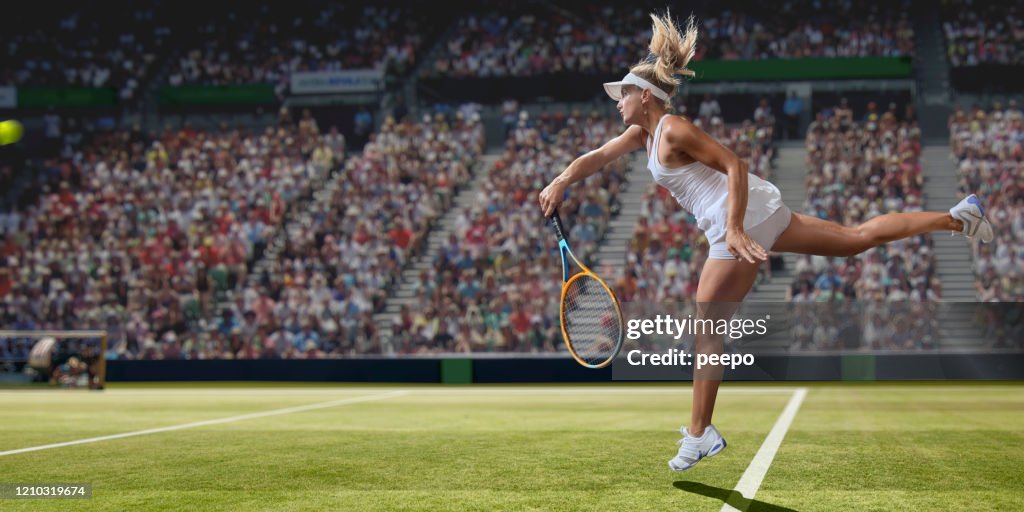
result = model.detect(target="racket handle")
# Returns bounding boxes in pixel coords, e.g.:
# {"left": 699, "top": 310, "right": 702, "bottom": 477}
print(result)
{"left": 550, "top": 211, "right": 567, "bottom": 241}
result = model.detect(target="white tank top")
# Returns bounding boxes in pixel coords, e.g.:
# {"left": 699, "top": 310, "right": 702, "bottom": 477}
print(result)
{"left": 646, "top": 114, "right": 784, "bottom": 244}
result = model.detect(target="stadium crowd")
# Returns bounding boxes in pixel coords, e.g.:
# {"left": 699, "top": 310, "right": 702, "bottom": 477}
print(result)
{"left": 786, "top": 101, "right": 941, "bottom": 350}
{"left": 2, "top": 4, "right": 172, "bottom": 101}
{"left": 948, "top": 102, "right": 1024, "bottom": 305}
{"left": 0, "top": 112, "right": 346, "bottom": 360}
{"left": 3, "top": 0, "right": 923, "bottom": 104}
{"left": 230, "top": 111, "right": 485, "bottom": 357}
{"left": 167, "top": 4, "right": 428, "bottom": 93}
{"left": 700, "top": 0, "right": 914, "bottom": 60}
{"left": 425, "top": 0, "right": 914, "bottom": 79}
{"left": 787, "top": 299, "right": 941, "bottom": 351}
{"left": 6, "top": 0, "right": 1016, "bottom": 359}
{"left": 387, "top": 110, "right": 626, "bottom": 353}
{"left": 3, "top": 0, "right": 445, "bottom": 100}
{"left": 941, "top": 0, "right": 1023, "bottom": 67}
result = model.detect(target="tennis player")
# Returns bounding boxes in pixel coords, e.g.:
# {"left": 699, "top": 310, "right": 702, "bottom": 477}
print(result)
{"left": 538, "top": 11, "right": 993, "bottom": 471}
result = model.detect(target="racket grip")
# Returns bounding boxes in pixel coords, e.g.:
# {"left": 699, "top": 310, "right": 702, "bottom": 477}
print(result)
{"left": 550, "top": 211, "right": 567, "bottom": 241}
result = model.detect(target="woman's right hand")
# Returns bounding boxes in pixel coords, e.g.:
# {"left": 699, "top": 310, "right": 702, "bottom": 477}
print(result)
{"left": 538, "top": 179, "right": 567, "bottom": 217}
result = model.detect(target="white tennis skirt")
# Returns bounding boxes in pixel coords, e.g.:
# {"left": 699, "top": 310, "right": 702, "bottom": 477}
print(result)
{"left": 708, "top": 205, "right": 793, "bottom": 260}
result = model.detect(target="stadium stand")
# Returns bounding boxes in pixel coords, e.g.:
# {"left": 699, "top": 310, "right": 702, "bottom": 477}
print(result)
{"left": 0, "top": 119, "right": 342, "bottom": 359}
{"left": 939, "top": 0, "right": 1024, "bottom": 92}
{"left": 1, "top": 1, "right": 173, "bottom": 101}
{"left": 230, "top": 111, "right": 485, "bottom": 358}
{"left": 424, "top": 0, "right": 915, "bottom": 80}
{"left": 385, "top": 110, "right": 626, "bottom": 354}
{"left": 0, "top": 0, "right": 1014, "bottom": 359}
{"left": 784, "top": 101, "right": 941, "bottom": 350}
{"left": 941, "top": 0, "right": 1022, "bottom": 68}
{"left": 167, "top": 3, "right": 432, "bottom": 94}
{"left": 948, "top": 103, "right": 1024, "bottom": 305}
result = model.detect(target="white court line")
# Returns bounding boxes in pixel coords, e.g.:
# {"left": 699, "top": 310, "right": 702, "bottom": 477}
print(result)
{"left": 0, "top": 390, "right": 406, "bottom": 458}
{"left": 721, "top": 387, "right": 808, "bottom": 512}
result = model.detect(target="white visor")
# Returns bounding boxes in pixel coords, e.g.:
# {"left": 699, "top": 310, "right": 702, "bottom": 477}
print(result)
{"left": 603, "top": 73, "right": 670, "bottom": 102}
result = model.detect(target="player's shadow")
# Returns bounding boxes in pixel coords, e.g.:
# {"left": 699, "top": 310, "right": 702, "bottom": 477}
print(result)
{"left": 673, "top": 481, "right": 799, "bottom": 512}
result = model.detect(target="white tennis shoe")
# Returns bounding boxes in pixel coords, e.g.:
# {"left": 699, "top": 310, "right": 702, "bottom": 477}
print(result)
{"left": 669, "top": 424, "right": 727, "bottom": 471}
{"left": 949, "top": 194, "right": 994, "bottom": 243}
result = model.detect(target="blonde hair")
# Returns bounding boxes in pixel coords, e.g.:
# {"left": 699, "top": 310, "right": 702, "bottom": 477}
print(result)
{"left": 629, "top": 10, "right": 698, "bottom": 108}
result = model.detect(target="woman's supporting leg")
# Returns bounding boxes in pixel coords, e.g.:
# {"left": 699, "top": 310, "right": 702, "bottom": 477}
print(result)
{"left": 690, "top": 257, "right": 762, "bottom": 436}
{"left": 686, "top": 206, "right": 969, "bottom": 435}
{"left": 771, "top": 211, "right": 961, "bottom": 257}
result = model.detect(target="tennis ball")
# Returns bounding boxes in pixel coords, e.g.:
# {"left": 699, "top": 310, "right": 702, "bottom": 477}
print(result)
{"left": 0, "top": 120, "right": 23, "bottom": 146}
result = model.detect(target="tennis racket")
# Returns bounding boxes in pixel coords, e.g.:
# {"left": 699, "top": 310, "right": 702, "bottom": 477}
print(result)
{"left": 549, "top": 211, "right": 625, "bottom": 368}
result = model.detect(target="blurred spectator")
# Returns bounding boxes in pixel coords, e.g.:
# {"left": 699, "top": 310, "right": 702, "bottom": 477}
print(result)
{"left": 354, "top": 108, "right": 374, "bottom": 149}
{"left": 783, "top": 92, "right": 803, "bottom": 139}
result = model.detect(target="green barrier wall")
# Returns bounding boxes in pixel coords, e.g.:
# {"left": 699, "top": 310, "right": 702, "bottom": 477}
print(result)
{"left": 159, "top": 85, "right": 277, "bottom": 105}
{"left": 17, "top": 87, "right": 118, "bottom": 108}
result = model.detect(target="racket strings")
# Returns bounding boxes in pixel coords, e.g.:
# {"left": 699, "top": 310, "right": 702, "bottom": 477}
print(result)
{"left": 562, "top": 275, "right": 623, "bottom": 366}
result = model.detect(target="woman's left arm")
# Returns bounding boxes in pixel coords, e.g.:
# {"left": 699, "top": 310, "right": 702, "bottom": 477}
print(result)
{"left": 661, "top": 117, "right": 768, "bottom": 264}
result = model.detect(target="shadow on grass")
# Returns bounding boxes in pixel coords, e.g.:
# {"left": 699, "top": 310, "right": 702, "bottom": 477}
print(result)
{"left": 673, "top": 481, "right": 799, "bottom": 512}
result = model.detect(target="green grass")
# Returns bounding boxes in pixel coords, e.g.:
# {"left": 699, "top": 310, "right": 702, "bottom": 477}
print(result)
{"left": 0, "top": 384, "right": 1022, "bottom": 511}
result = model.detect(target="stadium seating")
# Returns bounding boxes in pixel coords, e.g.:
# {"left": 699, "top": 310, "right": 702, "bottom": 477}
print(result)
{"left": 388, "top": 110, "right": 627, "bottom": 354}
{"left": 940, "top": 0, "right": 1024, "bottom": 92}
{"left": 235, "top": 112, "right": 485, "bottom": 357}
{"left": 167, "top": 4, "right": 431, "bottom": 93}
{"left": 423, "top": 0, "right": 915, "bottom": 81}
{"left": 787, "top": 102, "right": 941, "bottom": 350}
{"left": 948, "top": 103, "right": 1024, "bottom": 304}
{"left": 941, "top": 0, "right": 1022, "bottom": 68}
{"left": 0, "top": 119, "right": 341, "bottom": 359}
{"left": 1, "top": 2, "right": 173, "bottom": 101}
{"left": 6, "top": 0, "right": 1018, "bottom": 360}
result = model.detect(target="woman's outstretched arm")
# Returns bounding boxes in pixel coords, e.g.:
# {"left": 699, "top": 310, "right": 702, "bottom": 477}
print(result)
{"left": 539, "top": 124, "right": 644, "bottom": 216}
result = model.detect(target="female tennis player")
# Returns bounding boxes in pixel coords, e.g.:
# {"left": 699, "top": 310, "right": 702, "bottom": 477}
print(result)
{"left": 538, "top": 11, "right": 993, "bottom": 471}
